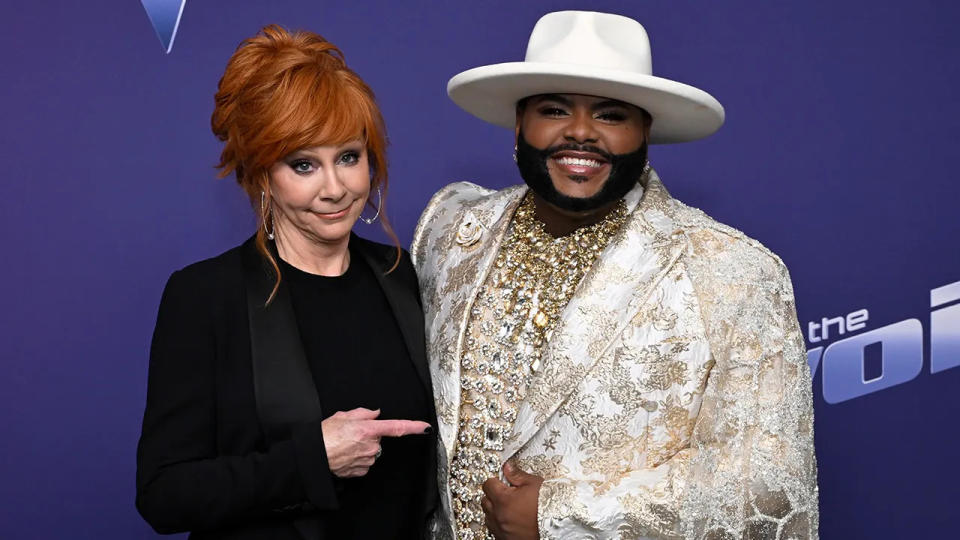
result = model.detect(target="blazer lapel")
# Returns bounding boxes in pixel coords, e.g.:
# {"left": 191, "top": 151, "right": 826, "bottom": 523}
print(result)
{"left": 242, "top": 239, "right": 324, "bottom": 444}
{"left": 502, "top": 176, "right": 687, "bottom": 459}
{"left": 353, "top": 235, "right": 432, "bottom": 398}
{"left": 433, "top": 186, "right": 526, "bottom": 460}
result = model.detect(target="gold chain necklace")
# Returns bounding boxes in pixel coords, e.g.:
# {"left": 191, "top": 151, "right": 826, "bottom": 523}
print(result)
{"left": 491, "top": 192, "right": 628, "bottom": 373}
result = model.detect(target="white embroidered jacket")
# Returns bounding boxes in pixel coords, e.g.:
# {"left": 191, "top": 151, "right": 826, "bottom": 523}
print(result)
{"left": 411, "top": 172, "right": 819, "bottom": 539}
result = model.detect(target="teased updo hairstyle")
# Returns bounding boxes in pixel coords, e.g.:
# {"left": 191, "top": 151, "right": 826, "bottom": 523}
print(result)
{"left": 211, "top": 25, "right": 399, "bottom": 302}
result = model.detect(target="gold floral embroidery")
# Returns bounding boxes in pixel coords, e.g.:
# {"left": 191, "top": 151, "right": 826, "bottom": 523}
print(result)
{"left": 448, "top": 192, "right": 628, "bottom": 540}
{"left": 413, "top": 174, "right": 818, "bottom": 540}
{"left": 515, "top": 454, "right": 570, "bottom": 479}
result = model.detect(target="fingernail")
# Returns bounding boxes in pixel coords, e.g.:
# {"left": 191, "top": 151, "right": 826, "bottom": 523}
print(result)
{"left": 423, "top": 426, "right": 433, "bottom": 434}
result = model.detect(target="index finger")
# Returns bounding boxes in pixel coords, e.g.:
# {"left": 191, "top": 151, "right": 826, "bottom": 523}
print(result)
{"left": 366, "top": 419, "right": 432, "bottom": 438}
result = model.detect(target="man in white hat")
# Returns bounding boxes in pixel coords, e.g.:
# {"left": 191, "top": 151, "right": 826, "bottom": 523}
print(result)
{"left": 412, "top": 11, "right": 818, "bottom": 540}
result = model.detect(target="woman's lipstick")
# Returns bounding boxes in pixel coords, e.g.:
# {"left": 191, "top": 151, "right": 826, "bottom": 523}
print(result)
{"left": 314, "top": 207, "right": 350, "bottom": 220}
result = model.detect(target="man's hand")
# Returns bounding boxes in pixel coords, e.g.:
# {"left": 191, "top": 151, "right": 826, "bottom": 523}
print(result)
{"left": 481, "top": 461, "right": 544, "bottom": 539}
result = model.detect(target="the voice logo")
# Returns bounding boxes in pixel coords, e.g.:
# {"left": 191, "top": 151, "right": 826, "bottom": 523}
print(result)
{"left": 141, "top": 0, "right": 187, "bottom": 54}
{"left": 806, "top": 280, "right": 960, "bottom": 404}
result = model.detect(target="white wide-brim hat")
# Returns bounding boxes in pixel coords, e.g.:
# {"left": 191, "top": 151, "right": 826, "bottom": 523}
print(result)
{"left": 447, "top": 11, "right": 725, "bottom": 144}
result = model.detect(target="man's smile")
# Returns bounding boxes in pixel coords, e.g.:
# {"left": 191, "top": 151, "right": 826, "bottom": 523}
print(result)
{"left": 550, "top": 150, "right": 609, "bottom": 177}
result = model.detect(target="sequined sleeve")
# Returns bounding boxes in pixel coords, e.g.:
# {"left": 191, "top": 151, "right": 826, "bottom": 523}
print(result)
{"left": 537, "top": 254, "right": 819, "bottom": 539}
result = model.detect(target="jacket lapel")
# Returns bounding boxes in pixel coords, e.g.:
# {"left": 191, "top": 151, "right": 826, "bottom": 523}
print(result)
{"left": 502, "top": 175, "right": 687, "bottom": 459}
{"left": 433, "top": 187, "right": 526, "bottom": 459}
{"left": 353, "top": 235, "right": 432, "bottom": 398}
{"left": 242, "top": 238, "right": 324, "bottom": 444}
{"left": 245, "top": 237, "right": 437, "bottom": 540}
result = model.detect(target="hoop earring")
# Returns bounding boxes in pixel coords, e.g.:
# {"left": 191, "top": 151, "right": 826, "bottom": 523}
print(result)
{"left": 513, "top": 144, "right": 518, "bottom": 163}
{"left": 360, "top": 187, "right": 382, "bottom": 225}
{"left": 260, "top": 190, "right": 275, "bottom": 240}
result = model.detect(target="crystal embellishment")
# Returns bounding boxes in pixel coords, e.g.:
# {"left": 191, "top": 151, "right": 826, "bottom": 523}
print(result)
{"left": 448, "top": 192, "right": 628, "bottom": 539}
{"left": 483, "top": 424, "right": 505, "bottom": 451}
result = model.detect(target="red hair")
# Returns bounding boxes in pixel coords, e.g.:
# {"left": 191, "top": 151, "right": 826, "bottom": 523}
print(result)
{"left": 211, "top": 25, "right": 399, "bottom": 303}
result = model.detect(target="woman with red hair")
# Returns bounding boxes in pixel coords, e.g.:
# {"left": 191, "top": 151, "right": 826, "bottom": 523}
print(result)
{"left": 136, "top": 26, "right": 437, "bottom": 539}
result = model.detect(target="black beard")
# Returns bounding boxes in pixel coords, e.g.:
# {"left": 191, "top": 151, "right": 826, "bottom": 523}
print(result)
{"left": 515, "top": 130, "right": 648, "bottom": 213}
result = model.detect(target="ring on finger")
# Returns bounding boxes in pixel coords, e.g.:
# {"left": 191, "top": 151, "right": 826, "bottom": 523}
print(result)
{"left": 375, "top": 446, "right": 382, "bottom": 459}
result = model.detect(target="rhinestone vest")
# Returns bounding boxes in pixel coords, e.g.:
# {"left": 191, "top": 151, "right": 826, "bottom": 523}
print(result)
{"left": 449, "top": 193, "right": 628, "bottom": 539}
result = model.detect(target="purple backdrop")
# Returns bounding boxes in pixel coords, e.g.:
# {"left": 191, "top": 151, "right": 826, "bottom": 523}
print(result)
{"left": 1, "top": 1, "right": 957, "bottom": 538}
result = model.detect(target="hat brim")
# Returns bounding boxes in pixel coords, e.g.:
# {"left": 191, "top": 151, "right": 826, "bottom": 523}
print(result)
{"left": 447, "top": 62, "right": 725, "bottom": 144}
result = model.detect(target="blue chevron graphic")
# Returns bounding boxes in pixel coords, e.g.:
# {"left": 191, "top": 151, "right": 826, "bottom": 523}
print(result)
{"left": 141, "top": 0, "right": 186, "bottom": 53}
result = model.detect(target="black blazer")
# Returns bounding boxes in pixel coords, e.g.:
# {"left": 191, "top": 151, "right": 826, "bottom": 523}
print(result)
{"left": 136, "top": 235, "right": 438, "bottom": 539}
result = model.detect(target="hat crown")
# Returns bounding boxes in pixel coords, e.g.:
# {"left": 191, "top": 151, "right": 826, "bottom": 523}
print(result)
{"left": 524, "top": 11, "right": 653, "bottom": 75}
{"left": 446, "top": 10, "right": 724, "bottom": 143}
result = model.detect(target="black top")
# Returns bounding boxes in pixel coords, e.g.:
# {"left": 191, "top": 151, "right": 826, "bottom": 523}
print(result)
{"left": 136, "top": 235, "right": 438, "bottom": 540}
{"left": 280, "top": 248, "right": 432, "bottom": 538}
